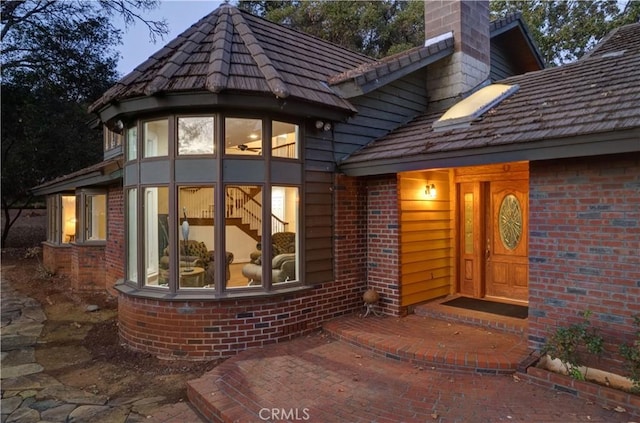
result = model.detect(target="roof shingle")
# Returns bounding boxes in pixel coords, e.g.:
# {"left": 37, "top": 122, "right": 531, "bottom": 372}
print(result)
{"left": 89, "top": 5, "right": 373, "bottom": 113}
{"left": 340, "top": 23, "right": 640, "bottom": 172}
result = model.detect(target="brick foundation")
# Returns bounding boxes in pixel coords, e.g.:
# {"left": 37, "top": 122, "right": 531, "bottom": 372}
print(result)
{"left": 42, "top": 243, "right": 72, "bottom": 277}
{"left": 70, "top": 243, "right": 106, "bottom": 291}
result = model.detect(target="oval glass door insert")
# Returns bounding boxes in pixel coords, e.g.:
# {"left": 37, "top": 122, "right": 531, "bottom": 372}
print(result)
{"left": 499, "top": 194, "right": 522, "bottom": 250}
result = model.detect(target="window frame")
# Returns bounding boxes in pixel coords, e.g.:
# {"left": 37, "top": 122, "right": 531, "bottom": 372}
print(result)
{"left": 123, "top": 113, "right": 305, "bottom": 297}
{"left": 75, "top": 189, "right": 108, "bottom": 244}
{"left": 45, "top": 193, "right": 76, "bottom": 245}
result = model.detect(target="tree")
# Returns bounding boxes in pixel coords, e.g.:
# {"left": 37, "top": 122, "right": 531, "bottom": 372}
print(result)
{"left": 237, "top": 0, "right": 424, "bottom": 58}
{"left": 239, "top": 0, "right": 639, "bottom": 64}
{"left": 490, "top": 0, "right": 640, "bottom": 65}
{"left": 0, "top": 1, "right": 168, "bottom": 246}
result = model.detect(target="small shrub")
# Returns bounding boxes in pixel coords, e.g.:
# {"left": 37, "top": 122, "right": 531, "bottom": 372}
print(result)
{"left": 543, "top": 310, "right": 604, "bottom": 380}
{"left": 620, "top": 315, "right": 640, "bottom": 393}
{"left": 24, "top": 246, "right": 54, "bottom": 279}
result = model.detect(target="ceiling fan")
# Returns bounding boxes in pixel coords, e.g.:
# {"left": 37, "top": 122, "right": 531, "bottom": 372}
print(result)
{"left": 237, "top": 144, "right": 261, "bottom": 153}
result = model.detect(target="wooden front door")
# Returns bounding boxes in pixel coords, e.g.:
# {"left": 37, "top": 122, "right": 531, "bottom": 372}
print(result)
{"left": 485, "top": 180, "right": 528, "bottom": 302}
{"left": 457, "top": 177, "right": 528, "bottom": 303}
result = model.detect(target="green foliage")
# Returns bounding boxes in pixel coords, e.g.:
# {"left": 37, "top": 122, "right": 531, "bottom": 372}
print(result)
{"left": 237, "top": 0, "right": 424, "bottom": 58}
{"left": 620, "top": 315, "right": 640, "bottom": 393}
{"left": 543, "top": 310, "right": 604, "bottom": 380}
{"left": 0, "top": 0, "right": 167, "bottom": 245}
{"left": 490, "top": 0, "right": 640, "bottom": 66}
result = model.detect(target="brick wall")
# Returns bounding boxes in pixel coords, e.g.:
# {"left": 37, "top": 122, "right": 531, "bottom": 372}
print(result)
{"left": 42, "top": 243, "right": 72, "bottom": 277}
{"left": 528, "top": 153, "right": 640, "bottom": 374}
{"left": 105, "top": 186, "right": 124, "bottom": 294}
{"left": 366, "top": 175, "right": 402, "bottom": 316}
{"left": 118, "top": 173, "right": 368, "bottom": 360}
{"left": 70, "top": 243, "right": 105, "bottom": 291}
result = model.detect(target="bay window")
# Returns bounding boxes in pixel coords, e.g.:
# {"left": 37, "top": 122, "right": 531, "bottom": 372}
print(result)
{"left": 123, "top": 113, "right": 303, "bottom": 297}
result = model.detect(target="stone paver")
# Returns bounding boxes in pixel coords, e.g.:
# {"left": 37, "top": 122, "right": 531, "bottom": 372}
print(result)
{"left": 0, "top": 274, "right": 206, "bottom": 423}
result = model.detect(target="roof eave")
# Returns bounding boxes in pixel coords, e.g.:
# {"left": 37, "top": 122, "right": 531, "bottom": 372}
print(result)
{"left": 331, "top": 45, "right": 455, "bottom": 99}
{"left": 339, "top": 129, "right": 640, "bottom": 176}
{"left": 331, "top": 46, "right": 456, "bottom": 99}
{"left": 491, "top": 16, "right": 545, "bottom": 69}
{"left": 94, "top": 91, "right": 356, "bottom": 125}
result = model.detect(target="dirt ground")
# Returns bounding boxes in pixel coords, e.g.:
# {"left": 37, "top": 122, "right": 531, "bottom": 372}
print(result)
{"left": 1, "top": 249, "right": 220, "bottom": 405}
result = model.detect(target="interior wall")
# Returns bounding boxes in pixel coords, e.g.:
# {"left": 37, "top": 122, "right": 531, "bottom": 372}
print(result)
{"left": 398, "top": 170, "right": 454, "bottom": 307}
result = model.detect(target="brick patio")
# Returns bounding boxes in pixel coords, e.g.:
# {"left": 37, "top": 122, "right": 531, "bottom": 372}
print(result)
{"left": 187, "top": 304, "right": 638, "bottom": 422}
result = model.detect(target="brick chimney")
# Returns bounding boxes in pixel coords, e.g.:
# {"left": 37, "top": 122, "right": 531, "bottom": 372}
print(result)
{"left": 425, "top": 0, "right": 491, "bottom": 109}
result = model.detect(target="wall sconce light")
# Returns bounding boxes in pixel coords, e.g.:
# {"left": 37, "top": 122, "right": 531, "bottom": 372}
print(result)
{"left": 425, "top": 183, "right": 437, "bottom": 199}
{"left": 113, "top": 119, "right": 124, "bottom": 133}
{"left": 314, "top": 120, "right": 332, "bottom": 132}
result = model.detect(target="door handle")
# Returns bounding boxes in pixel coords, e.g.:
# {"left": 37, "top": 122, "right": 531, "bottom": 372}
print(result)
{"left": 485, "top": 238, "right": 491, "bottom": 260}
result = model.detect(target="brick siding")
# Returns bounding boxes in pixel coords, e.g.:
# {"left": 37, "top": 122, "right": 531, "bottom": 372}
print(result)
{"left": 42, "top": 243, "right": 72, "bottom": 277}
{"left": 366, "top": 176, "right": 402, "bottom": 316}
{"left": 70, "top": 243, "right": 105, "bottom": 291}
{"left": 105, "top": 186, "right": 124, "bottom": 295}
{"left": 528, "top": 153, "right": 640, "bottom": 374}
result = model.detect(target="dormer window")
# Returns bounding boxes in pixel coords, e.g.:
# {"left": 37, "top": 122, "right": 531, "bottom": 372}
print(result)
{"left": 103, "top": 127, "right": 122, "bottom": 152}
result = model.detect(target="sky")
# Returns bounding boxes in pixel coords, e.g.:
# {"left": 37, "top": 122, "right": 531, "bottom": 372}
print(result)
{"left": 117, "top": 0, "right": 223, "bottom": 76}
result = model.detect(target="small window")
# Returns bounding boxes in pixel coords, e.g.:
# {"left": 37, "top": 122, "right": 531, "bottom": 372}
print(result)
{"left": 61, "top": 195, "right": 76, "bottom": 243}
{"left": 84, "top": 194, "right": 107, "bottom": 241}
{"left": 225, "top": 118, "right": 262, "bottom": 156}
{"left": 272, "top": 121, "right": 299, "bottom": 159}
{"left": 104, "top": 127, "right": 122, "bottom": 151}
{"left": 143, "top": 119, "right": 169, "bottom": 158}
{"left": 144, "top": 186, "right": 169, "bottom": 288}
{"left": 178, "top": 117, "right": 215, "bottom": 155}
{"left": 127, "top": 189, "right": 138, "bottom": 283}
{"left": 126, "top": 125, "right": 137, "bottom": 161}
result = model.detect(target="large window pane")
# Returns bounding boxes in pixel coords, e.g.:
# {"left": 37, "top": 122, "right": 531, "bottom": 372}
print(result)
{"left": 61, "top": 195, "right": 76, "bottom": 243}
{"left": 178, "top": 117, "right": 214, "bottom": 155}
{"left": 177, "top": 186, "right": 215, "bottom": 289}
{"left": 85, "top": 194, "right": 106, "bottom": 241}
{"left": 127, "top": 189, "right": 138, "bottom": 283}
{"left": 143, "top": 119, "right": 169, "bottom": 158}
{"left": 229, "top": 185, "right": 262, "bottom": 288}
{"left": 271, "top": 186, "right": 298, "bottom": 284}
{"left": 225, "top": 118, "right": 262, "bottom": 156}
{"left": 126, "top": 125, "right": 137, "bottom": 161}
{"left": 272, "top": 121, "right": 299, "bottom": 159}
{"left": 144, "top": 187, "right": 169, "bottom": 288}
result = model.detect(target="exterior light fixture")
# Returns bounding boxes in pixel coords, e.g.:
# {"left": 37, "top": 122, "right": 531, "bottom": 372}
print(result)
{"left": 425, "top": 183, "right": 437, "bottom": 199}
{"left": 314, "top": 120, "right": 332, "bottom": 132}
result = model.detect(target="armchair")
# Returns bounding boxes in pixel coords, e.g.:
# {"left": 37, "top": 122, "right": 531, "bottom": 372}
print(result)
{"left": 242, "top": 232, "right": 296, "bottom": 284}
{"left": 159, "top": 240, "right": 233, "bottom": 287}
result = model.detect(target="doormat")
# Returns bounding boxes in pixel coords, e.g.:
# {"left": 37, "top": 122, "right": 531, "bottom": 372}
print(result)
{"left": 441, "top": 297, "right": 528, "bottom": 319}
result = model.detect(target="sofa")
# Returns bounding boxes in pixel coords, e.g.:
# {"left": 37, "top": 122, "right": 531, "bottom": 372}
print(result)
{"left": 159, "top": 240, "right": 233, "bottom": 287}
{"left": 242, "top": 232, "right": 296, "bottom": 284}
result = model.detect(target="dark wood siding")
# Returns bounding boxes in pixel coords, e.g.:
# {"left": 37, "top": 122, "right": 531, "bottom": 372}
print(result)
{"left": 490, "top": 40, "right": 520, "bottom": 82}
{"left": 304, "top": 69, "right": 428, "bottom": 172}
{"left": 302, "top": 70, "right": 429, "bottom": 283}
{"left": 304, "top": 170, "right": 334, "bottom": 283}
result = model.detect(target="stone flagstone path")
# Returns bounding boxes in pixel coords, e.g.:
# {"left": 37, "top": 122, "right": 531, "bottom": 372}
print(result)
{"left": 0, "top": 267, "right": 205, "bottom": 423}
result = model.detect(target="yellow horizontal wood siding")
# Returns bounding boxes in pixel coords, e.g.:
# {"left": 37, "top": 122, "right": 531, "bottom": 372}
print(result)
{"left": 399, "top": 171, "right": 454, "bottom": 307}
